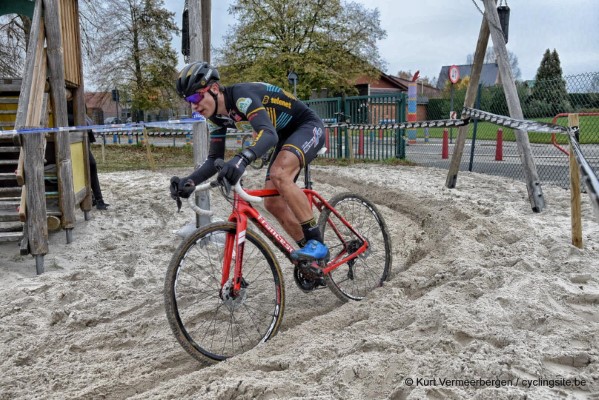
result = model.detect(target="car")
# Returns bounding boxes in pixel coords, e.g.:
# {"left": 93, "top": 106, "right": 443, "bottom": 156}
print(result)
{"left": 104, "top": 117, "right": 119, "bottom": 124}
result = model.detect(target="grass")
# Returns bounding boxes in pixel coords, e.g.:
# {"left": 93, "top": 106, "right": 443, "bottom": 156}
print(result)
{"left": 93, "top": 144, "right": 197, "bottom": 172}
{"left": 92, "top": 143, "right": 413, "bottom": 173}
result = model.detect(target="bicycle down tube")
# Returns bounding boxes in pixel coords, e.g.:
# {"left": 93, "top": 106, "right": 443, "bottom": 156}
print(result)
{"left": 221, "top": 186, "right": 370, "bottom": 285}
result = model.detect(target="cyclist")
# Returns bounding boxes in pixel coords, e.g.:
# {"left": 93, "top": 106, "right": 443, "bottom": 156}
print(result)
{"left": 170, "top": 61, "right": 329, "bottom": 262}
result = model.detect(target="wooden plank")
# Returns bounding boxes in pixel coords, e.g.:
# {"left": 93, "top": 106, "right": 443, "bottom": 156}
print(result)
{"left": 15, "top": 0, "right": 46, "bottom": 129}
{"left": 0, "top": 172, "right": 17, "bottom": 181}
{"left": 0, "top": 222, "right": 22, "bottom": 232}
{"left": 0, "top": 134, "right": 20, "bottom": 144}
{"left": 43, "top": 0, "right": 76, "bottom": 231}
{"left": 0, "top": 187, "right": 21, "bottom": 196}
{"left": 0, "top": 200, "right": 20, "bottom": 209}
{"left": 0, "top": 146, "right": 20, "bottom": 152}
{"left": 0, "top": 209, "right": 20, "bottom": 222}
{"left": 0, "top": 232, "right": 23, "bottom": 242}
{"left": 568, "top": 114, "right": 583, "bottom": 248}
{"left": 16, "top": 150, "right": 24, "bottom": 186}
{"left": 19, "top": 184, "right": 26, "bottom": 222}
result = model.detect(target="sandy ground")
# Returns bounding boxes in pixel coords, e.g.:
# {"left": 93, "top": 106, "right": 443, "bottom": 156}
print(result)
{"left": 1, "top": 164, "right": 598, "bottom": 400}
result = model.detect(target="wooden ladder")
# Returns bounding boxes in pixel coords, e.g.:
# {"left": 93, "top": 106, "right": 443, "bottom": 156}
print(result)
{"left": 0, "top": 93, "right": 25, "bottom": 247}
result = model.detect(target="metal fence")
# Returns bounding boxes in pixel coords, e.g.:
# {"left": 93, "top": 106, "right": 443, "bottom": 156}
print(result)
{"left": 305, "top": 72, "right": 599, "bottom": 189}
{"left": 305, "top": 93, "right": 408, "bottom": 161}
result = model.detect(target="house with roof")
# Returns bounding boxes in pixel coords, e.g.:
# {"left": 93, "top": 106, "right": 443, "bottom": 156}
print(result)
{"left": 436, "top": 63, "right": 500, "bottom": 89}
{"left": 353, "top": 70, "right": 442, "bottom": 122}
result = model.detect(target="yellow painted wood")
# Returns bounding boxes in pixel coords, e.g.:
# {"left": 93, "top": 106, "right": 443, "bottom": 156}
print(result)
{"left": 70, "top": 141, "right": 87, "bottom": 193}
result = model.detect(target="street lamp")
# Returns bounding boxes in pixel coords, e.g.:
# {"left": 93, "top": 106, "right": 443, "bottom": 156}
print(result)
{"left": 287, "top": 71, "right": 298, "bottom": 97}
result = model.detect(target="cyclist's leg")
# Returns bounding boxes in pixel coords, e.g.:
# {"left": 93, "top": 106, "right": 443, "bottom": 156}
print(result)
{"left": 266, "top": 121, "right": 328, "bottom": 260}
{"left": 263, "top": 144, "right": 304, "bottom": 243}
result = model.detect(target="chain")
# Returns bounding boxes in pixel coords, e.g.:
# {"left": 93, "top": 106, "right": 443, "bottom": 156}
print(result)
{"left": 461, "top": 107, "right": 570, "bottom": 134}
{"left": 322, "top": 118, "right": 469, "bottom": 131}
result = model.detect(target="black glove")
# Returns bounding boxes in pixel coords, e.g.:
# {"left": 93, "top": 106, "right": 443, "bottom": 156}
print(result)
{"left": 217, "top": 155, "right": 248, "bottom": 186}
{"left": 170, "top": 176, "right": 195, "bottom": 199}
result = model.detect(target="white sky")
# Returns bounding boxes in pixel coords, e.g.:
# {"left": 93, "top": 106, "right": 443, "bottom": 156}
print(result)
{"left": 164, "top": 0, "right": 599, "bottom": 82}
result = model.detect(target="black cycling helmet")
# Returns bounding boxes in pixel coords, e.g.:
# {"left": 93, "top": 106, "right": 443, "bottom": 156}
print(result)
{"left": 176, "top": 61, "right": 220, "bottom": 97}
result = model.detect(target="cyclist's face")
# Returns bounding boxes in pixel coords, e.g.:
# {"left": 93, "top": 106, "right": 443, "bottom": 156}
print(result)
{"left": 187, "top": 85, "right": 216, "bottom": 117}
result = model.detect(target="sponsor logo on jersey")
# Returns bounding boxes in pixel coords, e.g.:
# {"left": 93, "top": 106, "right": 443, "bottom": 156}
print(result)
{"left": 270, "top": 97, "right": 292, "bottom": 109}
{"left": 235, "top": 121, "right": 253, "bottom": 131}
{"left": 236, "top": 98, "right": 252, "bottom": 114}
{"left": 301, "top": 126, "right": 323, "bottom": 153}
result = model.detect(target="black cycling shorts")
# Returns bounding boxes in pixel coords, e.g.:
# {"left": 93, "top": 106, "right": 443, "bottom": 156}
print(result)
{"left": 265, "top": 119, "right": 326, "bottom": 182}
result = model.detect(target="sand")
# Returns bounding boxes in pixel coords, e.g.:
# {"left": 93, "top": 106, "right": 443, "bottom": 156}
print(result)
{"left": 1, "top": 164, "right": 598, "bottom": 399}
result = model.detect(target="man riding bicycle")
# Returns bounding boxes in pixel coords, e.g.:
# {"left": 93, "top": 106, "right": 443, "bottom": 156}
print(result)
{"left": 170, "top": 61, "right": 329, "bottom": 262}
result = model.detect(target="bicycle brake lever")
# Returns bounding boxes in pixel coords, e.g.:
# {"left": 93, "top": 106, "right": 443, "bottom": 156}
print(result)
{"left": 222, "top": 179, "right": 232, "bottom": 196}
{"left": 213, "top": 158, "right": 232, "bottom": 195}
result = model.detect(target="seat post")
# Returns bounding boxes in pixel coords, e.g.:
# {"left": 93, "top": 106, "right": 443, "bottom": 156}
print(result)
{"left": 304, "top": 163, "right": 312, "bottom": 190}
{"left": 304, "top": 146, "right": 327, "bottom": 190}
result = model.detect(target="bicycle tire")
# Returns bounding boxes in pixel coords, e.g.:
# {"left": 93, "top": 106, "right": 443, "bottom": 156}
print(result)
{"left": 317, "top": 193, "right": 392, "bottom": 302}
{"left": 164, "top": 222, "right": 285, "bottom": 362}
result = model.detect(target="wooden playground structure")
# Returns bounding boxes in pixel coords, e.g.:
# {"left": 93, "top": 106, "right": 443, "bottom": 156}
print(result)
{"left": 0, "top": 0, "right": 92, "bottom": 274}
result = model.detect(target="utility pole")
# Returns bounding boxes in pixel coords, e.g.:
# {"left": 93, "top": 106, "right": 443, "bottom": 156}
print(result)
{"left": 189, "top": 0, "right": 211, "bottom": 227}
{"left": 201, "top": 0, "right": 211, "bottom": 62}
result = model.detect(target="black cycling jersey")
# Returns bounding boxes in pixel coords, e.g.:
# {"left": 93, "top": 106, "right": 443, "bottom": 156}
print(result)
{"left": 186, "top": 82, "right": 323, "bottom": 185}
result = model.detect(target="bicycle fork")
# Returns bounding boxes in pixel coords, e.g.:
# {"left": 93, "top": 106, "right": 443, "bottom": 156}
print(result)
{"left": 220, "top": 214, "right": 248, "bottom": 301}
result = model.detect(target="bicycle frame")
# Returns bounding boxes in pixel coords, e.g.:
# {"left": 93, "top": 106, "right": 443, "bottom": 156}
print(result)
{"left": 220, "top": 187, "right": 369, "bottom": 294}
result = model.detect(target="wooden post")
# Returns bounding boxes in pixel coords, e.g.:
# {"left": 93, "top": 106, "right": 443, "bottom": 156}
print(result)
{"left": 143, "top": 127, "right": 156, "bottom": 171}
{"left": 446, "top": 13, "right": 490, "bottom": 188}
{"left": 201, "top": 0, "right": 211, "bottom": 62}
{"left": 71, "top": 0, "right": 93, "bottom": 214}
{"left": 14, "top": 0, "right": 49, "bottom": 267}
{"left": 22, "top": 132, "right": 49, "bottom": 273}
{"left": 44, "top": 0, "right": 77, "bottom": 237}
{"left": 189, "top": 0, "right": 211, "bottom": 228}
{"left": 482, "top": 0, "right": 545, "bottom": 212}
{"left": 568, "top": 114, "right": 583, "bottom": 248}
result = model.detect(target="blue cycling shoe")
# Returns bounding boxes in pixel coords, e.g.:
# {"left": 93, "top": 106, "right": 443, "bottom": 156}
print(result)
{"left": 291, "top": 240, "right": 329, "bottom": 262}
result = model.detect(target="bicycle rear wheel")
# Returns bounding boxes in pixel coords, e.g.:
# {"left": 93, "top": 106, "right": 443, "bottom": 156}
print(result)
{"left": 317, "top": 193, "right": 392, "bottom": 302}
{"left": 164, "top": 222, "right": 285, "bottom": 362}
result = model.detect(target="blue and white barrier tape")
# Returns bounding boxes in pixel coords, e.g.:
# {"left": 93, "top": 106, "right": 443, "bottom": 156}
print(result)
{"left": 0, "top": 116, "right": 206, "bottom": 136}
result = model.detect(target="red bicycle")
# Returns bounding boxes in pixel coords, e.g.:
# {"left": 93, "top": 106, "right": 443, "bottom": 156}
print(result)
{"left": 164, "top": 157, "right": 392, "bottom": 363}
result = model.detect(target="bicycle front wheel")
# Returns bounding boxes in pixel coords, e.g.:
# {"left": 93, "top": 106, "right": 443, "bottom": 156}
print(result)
{"left": 164, "top": 222, "right": 285, "bottom": 362}
{"left": 318, "top": 193, "right": 392, "bottom": 302}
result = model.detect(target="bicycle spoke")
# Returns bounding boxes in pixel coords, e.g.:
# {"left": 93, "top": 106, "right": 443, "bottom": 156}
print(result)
{"left": 318, "top": 194, "right": 391, "bottom": 302}
{"left": 165, "top": 223, "right": 284, "bottom": 362}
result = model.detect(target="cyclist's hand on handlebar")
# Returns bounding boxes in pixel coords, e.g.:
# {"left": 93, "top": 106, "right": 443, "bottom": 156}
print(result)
{"left": 217, "top": 155, "right": 248, "bottom": 186}
{"left": 170, "top": 176, "right": 196, "bottom": 200}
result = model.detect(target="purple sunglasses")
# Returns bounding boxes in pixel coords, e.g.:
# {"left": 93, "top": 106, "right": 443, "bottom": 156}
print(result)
{"left": 185, "top": 92, "right": 204, "bottom": 104}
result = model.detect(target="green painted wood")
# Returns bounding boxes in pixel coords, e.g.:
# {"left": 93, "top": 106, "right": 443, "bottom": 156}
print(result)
{"left": 0, "top": 0, "right": 35, "bottom": 18}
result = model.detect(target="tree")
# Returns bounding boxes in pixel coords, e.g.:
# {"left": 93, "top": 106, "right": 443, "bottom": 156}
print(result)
{"left": 466, "top": 46, "right": 521, "bottom": 81}
{"left": 525, "top": 49, "right": 571, "bottom": 117}
{"left": 216, "top": 0, "right": 386, "bottom": 98}
{"left": 82, "top": 0, "right": 179, "bottom": 120}
{"left": 0, "top": 14, "right": 30, "bottom": 76}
